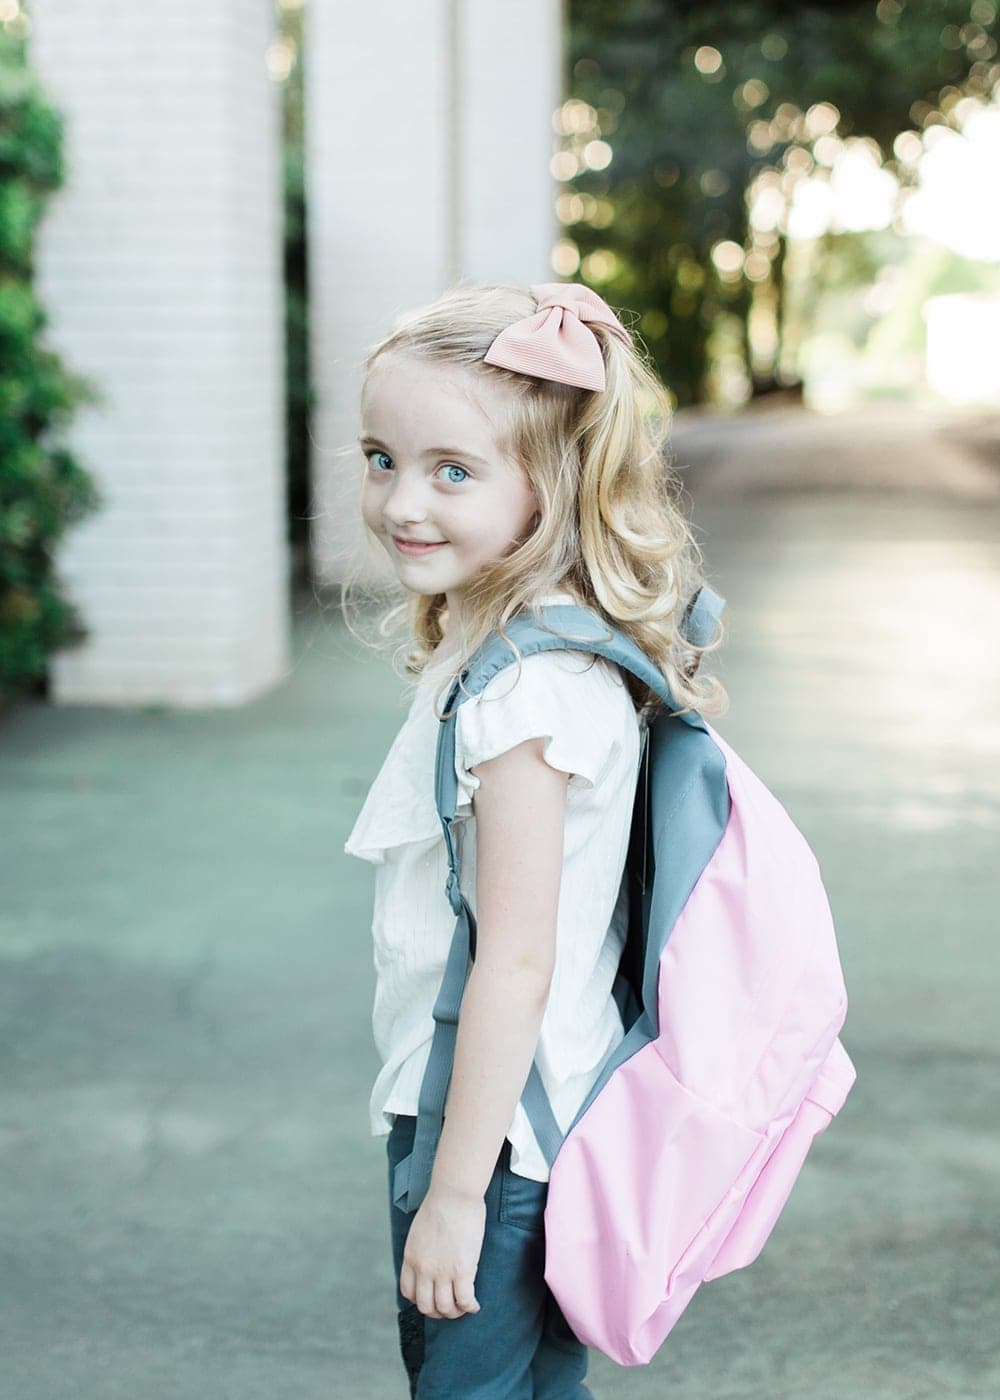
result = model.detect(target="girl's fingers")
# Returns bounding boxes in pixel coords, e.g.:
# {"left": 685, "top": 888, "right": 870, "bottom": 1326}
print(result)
{"left": 434, "top": 1278, "right": 460, "bottom": 1319}
{"left": 409, "top": 1272, "right": 477, "bottom": 1320}
{"left": 454, "top": 1278, "right": 480, "bottom": 1315}
{"left": 415, "top": 1276, "right": 440, "bottom": 1319}
{"left": 399, "top": 1261, "right": 416, "bottom": 1305}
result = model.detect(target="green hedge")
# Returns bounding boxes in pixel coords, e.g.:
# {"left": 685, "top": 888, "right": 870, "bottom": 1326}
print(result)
{"left": 0, "top": 27, "right": 101, "bottom": 703}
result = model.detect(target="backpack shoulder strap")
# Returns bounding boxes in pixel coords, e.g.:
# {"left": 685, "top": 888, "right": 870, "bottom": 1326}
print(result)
{"left": 434, "top": 583, "right": 724, "bottom": 825}
{"left": 448, "top": 584, "right": 723, "bottom": 712}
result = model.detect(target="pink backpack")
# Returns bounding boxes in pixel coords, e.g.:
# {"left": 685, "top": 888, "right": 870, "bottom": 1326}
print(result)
{"left": 391, "top": 589, "right": 856, "bottom": 1366}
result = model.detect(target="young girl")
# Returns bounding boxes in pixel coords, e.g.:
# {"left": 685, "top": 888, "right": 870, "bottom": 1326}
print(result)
{"left": 343, "top": 281, "right": 725, "bottom": 1397}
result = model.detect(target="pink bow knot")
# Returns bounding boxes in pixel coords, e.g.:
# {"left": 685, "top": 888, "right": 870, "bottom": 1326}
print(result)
{"left": 482, "top": 282, "right": 632, "bottom": 392}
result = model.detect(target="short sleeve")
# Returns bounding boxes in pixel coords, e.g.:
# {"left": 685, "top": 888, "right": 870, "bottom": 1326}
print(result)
{"left": 453, "top": 649, "right": 622, "bottom": 815}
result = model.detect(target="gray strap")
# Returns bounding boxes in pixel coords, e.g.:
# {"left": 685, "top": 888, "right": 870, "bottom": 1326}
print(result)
{"left": 391, "top": 885, "right": 563, "bottom": 1211}
{"left": 391, "top": 879, "right": 475, "bottom": 1210}
{"left": 520, "top": 1062, "right": 563, "bottom": 1162}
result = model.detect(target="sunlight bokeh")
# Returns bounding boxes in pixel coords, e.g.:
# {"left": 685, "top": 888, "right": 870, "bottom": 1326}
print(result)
{"left": 777, "top": 89, "right": 1000, "bottom": 411}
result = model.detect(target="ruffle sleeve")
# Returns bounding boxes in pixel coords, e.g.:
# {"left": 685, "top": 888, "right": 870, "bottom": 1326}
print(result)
{"left": 453, "top": 649, "right": 623, "bottom": 817}
{"left": 343, "top": 670, "right": 450, "bottom": 863}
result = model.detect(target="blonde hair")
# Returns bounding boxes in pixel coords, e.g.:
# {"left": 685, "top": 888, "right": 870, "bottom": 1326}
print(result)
{"left": 341, "top": 279, "right": 727, "bottom": 722}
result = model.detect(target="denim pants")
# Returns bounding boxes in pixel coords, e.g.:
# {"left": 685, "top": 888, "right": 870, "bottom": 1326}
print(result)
{"left": 386, "top": 1113, "right": 593, "bottom": 1398}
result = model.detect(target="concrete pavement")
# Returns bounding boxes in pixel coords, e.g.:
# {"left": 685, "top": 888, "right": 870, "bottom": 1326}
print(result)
{"left": 1, "top": 406, "right": 998, "bottom": 1398}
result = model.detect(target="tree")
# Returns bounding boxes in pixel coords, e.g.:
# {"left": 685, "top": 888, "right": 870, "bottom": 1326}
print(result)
{"left": 565, "top": 0, "right": 1000, "bottom": 402}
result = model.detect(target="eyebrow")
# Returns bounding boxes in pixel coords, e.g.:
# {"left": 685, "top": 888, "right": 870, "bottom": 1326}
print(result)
{"left": 358, "top": 435, "right": 491, "bottom": 467}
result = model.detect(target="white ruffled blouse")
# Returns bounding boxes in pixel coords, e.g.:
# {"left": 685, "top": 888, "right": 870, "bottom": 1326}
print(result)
{"left": 343, "top": 594, "right": 644, "bottom": 1180}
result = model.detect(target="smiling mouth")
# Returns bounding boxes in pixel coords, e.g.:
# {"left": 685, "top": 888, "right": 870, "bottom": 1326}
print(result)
{"left": 393, "top": 537, "right": 447, "bottom": 553}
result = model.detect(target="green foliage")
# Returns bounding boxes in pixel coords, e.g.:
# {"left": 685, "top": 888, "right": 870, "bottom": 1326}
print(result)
{"left": 0, "top": 28, "right": 101, "bottom": 701}
{"left": 567, "top": 0, "right": 999, "bottom": 404}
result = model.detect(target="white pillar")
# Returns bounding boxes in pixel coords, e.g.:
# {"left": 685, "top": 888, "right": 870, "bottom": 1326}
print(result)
{"left": 30, "top": 0, "right": 289, "bottom": 707}
{"left": 305, "top": 0, "right": 563, "bottom": 586}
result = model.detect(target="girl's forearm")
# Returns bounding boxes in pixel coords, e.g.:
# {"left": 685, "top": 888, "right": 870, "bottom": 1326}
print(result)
{"left": 428, "top": 956, "right": 552, "bottom": 1201}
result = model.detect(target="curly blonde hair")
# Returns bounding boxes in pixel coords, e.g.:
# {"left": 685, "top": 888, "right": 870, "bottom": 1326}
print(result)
{"left": 341, "top": 280, "right": 727, "bottom": 723}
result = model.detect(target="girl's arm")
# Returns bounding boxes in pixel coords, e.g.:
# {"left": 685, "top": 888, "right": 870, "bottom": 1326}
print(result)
{"left": 399, "top": 735, "right": 568, "bottom": 1321}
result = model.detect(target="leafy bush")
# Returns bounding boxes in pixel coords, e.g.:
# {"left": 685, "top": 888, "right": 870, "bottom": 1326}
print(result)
{"left": 0, "top": 27, "right": 101, "bottom": 702}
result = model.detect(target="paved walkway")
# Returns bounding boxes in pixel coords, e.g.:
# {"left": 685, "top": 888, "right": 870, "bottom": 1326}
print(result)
{"left": 1, "top": 407, "right": 998, "bottom": 1398}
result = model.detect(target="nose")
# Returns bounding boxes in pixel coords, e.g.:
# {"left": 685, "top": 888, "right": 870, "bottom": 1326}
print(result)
{"left": 382, "top": 468, "right": 431, "bottom": 529}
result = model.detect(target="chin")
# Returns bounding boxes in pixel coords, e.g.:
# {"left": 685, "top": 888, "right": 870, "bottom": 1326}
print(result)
{"left": 396, "top": 571, "right": 450, "bottom": 595}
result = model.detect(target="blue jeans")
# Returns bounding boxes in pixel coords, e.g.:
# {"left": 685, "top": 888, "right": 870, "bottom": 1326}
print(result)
{"left": 386, "top": 1114, "right": 592, "bottom": 1398}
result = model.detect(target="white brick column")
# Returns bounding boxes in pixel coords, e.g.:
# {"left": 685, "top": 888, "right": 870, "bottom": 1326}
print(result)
{"left": 30, "top": 0, "right": 289, "bottom": 707}
{"left": 305, "top": 0, "right": 563, "bottom": 586}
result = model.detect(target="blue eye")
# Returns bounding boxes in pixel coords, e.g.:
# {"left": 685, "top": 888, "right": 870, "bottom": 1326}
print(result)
{"left": 364, "top": 456, "right": 470, "bottom": 490}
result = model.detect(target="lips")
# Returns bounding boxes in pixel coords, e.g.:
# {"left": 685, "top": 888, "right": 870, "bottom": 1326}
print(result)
{"left": 393, "top": 536, "right": 446, "bottom": 556}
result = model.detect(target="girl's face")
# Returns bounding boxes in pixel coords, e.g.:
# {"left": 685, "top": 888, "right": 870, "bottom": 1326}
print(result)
{"left": 359, "top": 352, "right": 539, "bottom": 625}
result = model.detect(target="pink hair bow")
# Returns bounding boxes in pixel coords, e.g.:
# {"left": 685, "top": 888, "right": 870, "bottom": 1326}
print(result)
{"left": 483, "top": 282, "right": 632, "bottom": 392}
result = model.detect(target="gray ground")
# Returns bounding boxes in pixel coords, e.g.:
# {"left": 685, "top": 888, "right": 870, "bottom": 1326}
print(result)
{"left": 1, "top": 405, "right": 998, "bottom": 1399}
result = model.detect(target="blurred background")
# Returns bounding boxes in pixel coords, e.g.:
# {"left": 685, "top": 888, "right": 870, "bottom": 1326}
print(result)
{"left": 1, "top": 2, "right": 998, "bottom": 1397}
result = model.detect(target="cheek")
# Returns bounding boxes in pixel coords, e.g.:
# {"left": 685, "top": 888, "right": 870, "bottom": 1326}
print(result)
{"left": 504, "top": 487, "right": 539, "bottom": 539}
{"left": 360, "top": 478, "right": 383, "bottom": 534}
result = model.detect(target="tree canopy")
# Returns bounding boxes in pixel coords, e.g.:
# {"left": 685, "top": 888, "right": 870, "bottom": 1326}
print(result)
{"left": 566, "top": 0, "right": 1000, "bottom": 402}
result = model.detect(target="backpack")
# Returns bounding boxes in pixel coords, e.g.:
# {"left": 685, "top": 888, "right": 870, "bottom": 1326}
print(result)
{"left": 390, "top": 588, "right": 856, "bottom": 1367}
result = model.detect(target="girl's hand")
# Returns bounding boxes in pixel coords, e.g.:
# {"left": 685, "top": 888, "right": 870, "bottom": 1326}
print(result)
{"left": 400, "top": 1185, "right": 486, "bottom": 1320}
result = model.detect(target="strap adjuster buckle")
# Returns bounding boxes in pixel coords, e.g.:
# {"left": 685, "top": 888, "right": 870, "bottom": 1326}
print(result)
{"left": 445, "top": 869, "right": 462, "bottom": 913}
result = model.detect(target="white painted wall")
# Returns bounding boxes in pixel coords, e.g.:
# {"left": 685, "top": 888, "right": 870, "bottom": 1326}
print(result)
{"left": 305, "top": 0, "right": 564, "bottom": 586}
{"left": 30, "top": 0, "right": 290, "bottom": 706}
